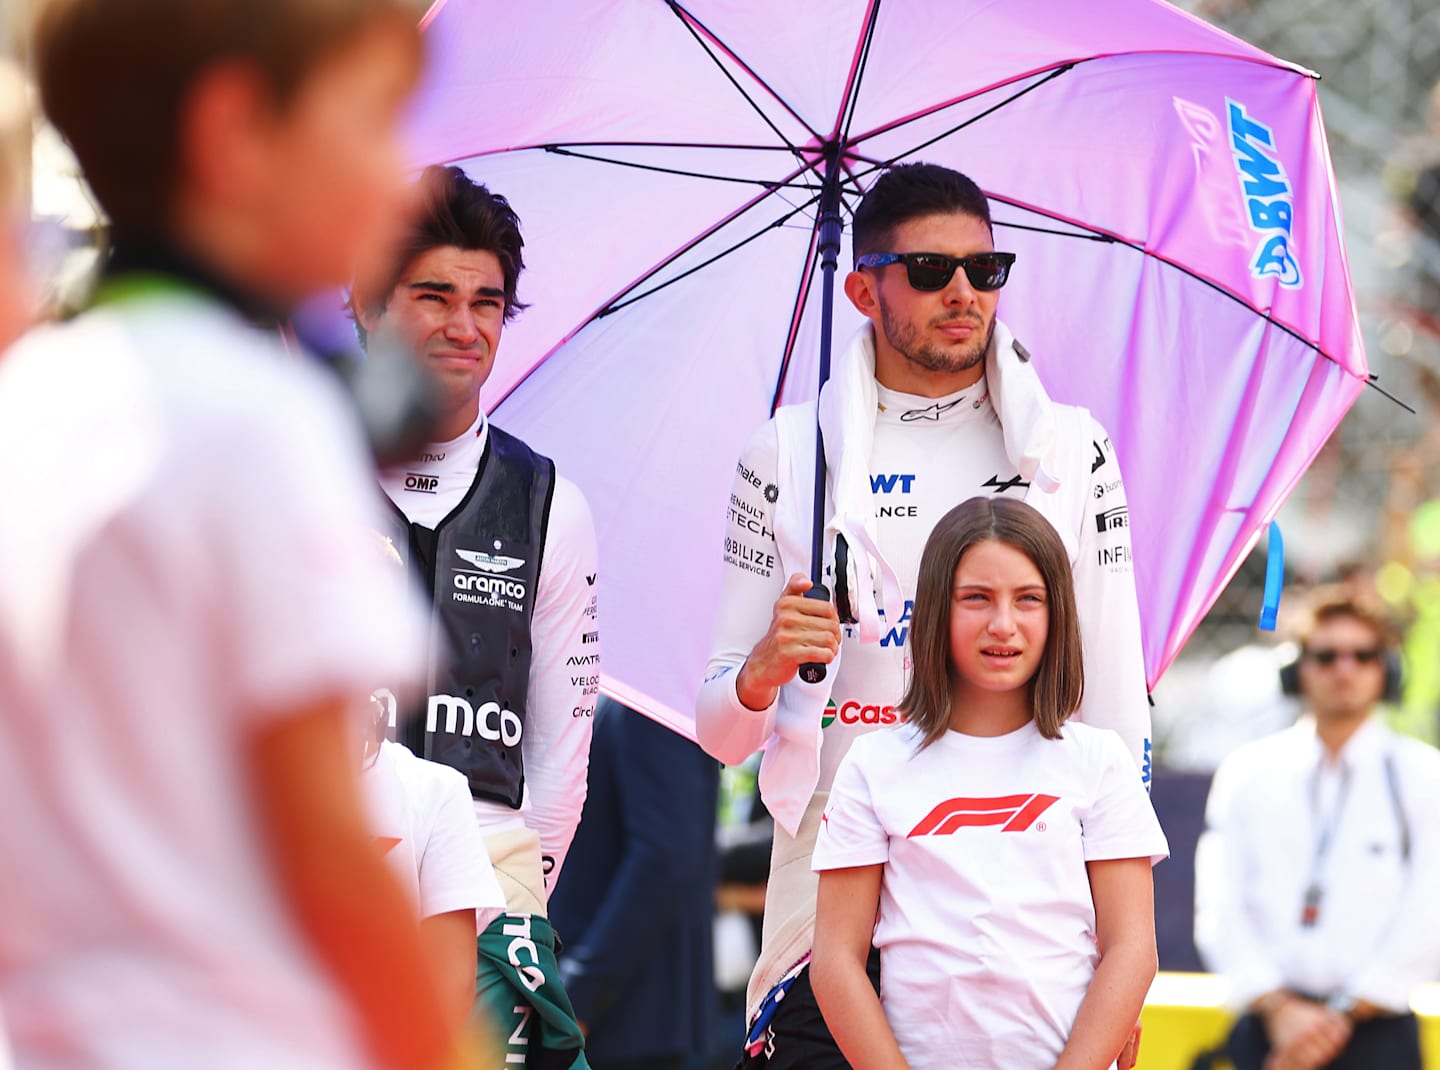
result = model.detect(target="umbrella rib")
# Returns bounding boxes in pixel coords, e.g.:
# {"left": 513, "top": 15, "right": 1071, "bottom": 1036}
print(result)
{"left": 848, "top": 65, "right": 1076, "bottom": 183}
{"left": 986, "top": 191, "right": 1353, "bottom": 370}
{"left": 600, "top": 194, "right": 822, "bottom": 317}
{"left": 769, "top": 220, "right": 825, "bottom": 414}
{"left": 993, "top": 219, "right": 1116, "bottom": 242}
{"left": 1364, "top": 376, "right": 1416, "bottom": 413}
{"left": 541, "top": 145, "right": 820, "bottom": 191}
{"left": 664, "top": 1, "right": 818, "bottom": 158}
{"left": 835, "top": 0, "right": 883, "bottom": 146}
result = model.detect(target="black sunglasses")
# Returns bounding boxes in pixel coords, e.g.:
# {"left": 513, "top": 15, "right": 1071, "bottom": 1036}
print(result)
{"left": 1304, "top": 647, "right": 1382, "bottom": 667}
{"left": 856, "top": 251, "right": 1016, "bottom": 292}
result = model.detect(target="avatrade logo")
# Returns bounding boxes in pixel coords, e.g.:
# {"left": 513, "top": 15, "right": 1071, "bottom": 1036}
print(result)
{"left": 908, "top": 793, "right": 1059, "bottom": 836}
{"left": 456, "top": 548, "right": 526, "bottom": 574}
{"left": 1227, "top": 99, "right": 1302, "bottom": 289}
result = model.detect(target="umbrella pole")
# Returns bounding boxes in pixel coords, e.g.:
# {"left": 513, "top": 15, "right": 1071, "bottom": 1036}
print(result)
{"left": 799, "top": 146, "right": 845, "bottom": 686}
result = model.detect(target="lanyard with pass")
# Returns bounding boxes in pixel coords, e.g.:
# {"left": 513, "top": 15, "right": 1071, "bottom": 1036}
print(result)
{"left": 1300, "top": 761, "right": 1352, "bottom": 928}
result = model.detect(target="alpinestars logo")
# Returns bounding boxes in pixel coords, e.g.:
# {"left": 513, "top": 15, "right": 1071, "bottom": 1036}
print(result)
{"left": 900, "top": 397, "right": 964, "bottom": 422}
{"left": 908, "top": 793, "right": 1059, "bottom": 836}
{"left": 456, "top": 548, "right": 526, "bottom": 574}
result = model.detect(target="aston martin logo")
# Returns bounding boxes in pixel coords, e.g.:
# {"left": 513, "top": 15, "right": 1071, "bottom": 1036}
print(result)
{"left": 455, "top": 549, "right": 526, "bottom": 574}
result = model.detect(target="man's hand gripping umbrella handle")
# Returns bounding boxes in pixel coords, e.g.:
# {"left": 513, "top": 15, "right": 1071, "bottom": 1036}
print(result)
{"left": 798, "top": 583, "right": 832, "bottom": 684}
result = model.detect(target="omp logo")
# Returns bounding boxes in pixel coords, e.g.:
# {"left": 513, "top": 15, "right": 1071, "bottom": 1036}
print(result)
{"left": 1227, "top": 99, "right": 1302, "bottom": 288}
{"left": 427, "top": 694, "right": 522, "bottom": 745}
{"left": 404, "top": 472, "right": 438, "bottom": 494}
{"left": 456, "top": 548, "right": 526, "bottom": 574}
{"left": 908, "top": 793, "right": 1060, "bottom": 836}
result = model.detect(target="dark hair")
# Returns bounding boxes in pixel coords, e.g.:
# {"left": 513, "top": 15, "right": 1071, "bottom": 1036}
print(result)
{"left": 33, "top": 0, "right": 420, "bottom": 236}
{"left": 899, "top": 497, "right": 1083, "bottom": 749}
{"left": 851, "top": 162, "right": 993, "bottom": 265}
{"left": 353, "top": 164, "right": 529, "bottom": 343}
{"left": 1294, "top": 586, "right": 1399, "bottom": 654}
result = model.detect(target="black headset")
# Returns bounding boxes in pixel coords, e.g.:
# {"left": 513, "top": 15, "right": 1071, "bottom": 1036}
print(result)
{"left": 1279, "top": 648, "right": 1404, "bottom": 704}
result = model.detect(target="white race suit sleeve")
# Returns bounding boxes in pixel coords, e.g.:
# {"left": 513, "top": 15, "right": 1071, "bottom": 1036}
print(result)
{"left": 523, "top": 475, "right": 600, "bottom": 895}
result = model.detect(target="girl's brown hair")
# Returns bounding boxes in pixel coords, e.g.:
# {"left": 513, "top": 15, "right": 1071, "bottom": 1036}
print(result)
{"left": 899, "top": 496, "right": 1084, "bottom": 749}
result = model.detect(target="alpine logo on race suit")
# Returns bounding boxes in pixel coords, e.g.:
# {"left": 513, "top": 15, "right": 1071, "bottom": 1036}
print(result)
{"left": 908, "top": 793, "right": 1060, "bottom": 836}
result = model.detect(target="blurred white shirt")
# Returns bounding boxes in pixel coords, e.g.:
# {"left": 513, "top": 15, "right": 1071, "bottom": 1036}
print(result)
{"left": 0, "top": 292, "right": 427, "bottom": 1069}
{"left": 1195, "top": 715, "right": 1440, "bottom": 1012}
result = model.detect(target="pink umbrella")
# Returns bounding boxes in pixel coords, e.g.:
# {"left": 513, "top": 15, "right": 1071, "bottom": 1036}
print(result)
{"left": 404, "top": 0, "right": 1370, "bottom": 737}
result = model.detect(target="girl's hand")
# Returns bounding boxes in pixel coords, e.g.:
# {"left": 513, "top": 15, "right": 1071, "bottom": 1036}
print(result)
{"left": 1117, "top": 1020, "right": 1141, "bottom": 1069}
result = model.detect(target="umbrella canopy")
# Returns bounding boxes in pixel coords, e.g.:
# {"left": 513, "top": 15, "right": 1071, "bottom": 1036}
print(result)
{"left": 404, "top": 0, "right": 1369, "bottom": 737}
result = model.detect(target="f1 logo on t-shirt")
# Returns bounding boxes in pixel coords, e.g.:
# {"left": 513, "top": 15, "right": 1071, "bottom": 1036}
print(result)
{"left": 908, "top": 793, "right": 1059, "bottom": 836}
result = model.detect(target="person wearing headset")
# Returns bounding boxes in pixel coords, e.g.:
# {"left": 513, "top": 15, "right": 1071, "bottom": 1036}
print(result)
{"left": 1194, "top": 587, "right": 1440, "bottom": 1070}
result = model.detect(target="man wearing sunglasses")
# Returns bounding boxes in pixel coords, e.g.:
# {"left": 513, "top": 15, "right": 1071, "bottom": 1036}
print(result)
{"left": 697, "top": 162, "right": 1151, "bottom": 1070}
{"left": 1196, "top": 590, "right": 1440, "bottom": 1070}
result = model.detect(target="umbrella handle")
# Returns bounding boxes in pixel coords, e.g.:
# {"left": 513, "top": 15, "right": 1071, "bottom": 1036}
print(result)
{"left": 797, "top": 583, "right": 832, "bottom": 684}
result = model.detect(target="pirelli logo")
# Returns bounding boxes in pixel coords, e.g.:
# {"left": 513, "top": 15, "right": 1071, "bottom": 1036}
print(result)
{"left": 908, "top": 793, "right": 1060, "bottom": 836}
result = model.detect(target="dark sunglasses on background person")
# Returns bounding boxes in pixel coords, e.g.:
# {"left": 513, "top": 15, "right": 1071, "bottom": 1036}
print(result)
{"left": 1303, "top": 646, "right": 1383, "bottom": 666}
{"left": 856, "top": 251, "right": 1017, "bottom": 292}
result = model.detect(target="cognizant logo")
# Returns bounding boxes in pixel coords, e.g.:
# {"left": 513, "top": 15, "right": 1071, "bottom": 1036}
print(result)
{"left": 427, "top": 694, "right": 523, "bottom": 746}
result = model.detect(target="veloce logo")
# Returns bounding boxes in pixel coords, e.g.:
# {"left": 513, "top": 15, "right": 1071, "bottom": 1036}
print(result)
{"left": 908, "top": 794, "right": 1059, "bottom": 836}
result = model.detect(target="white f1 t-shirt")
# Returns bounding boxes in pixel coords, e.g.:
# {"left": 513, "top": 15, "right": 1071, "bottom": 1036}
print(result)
{"left": 812, "top": 721, "right": 1168, "bottom": 1070}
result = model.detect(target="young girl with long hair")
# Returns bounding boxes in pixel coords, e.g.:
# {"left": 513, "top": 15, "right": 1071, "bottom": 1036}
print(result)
{"left": 809, "top": 497, "right": 1166, "bottom": 1070}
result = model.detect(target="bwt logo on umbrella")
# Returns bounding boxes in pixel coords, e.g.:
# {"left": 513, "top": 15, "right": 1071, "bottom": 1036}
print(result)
{"left": 1226, "top": 99, "right": 1302, "bottom": 290}
{"left": 908, "top": 793, "right": 1060, "bottom": 837}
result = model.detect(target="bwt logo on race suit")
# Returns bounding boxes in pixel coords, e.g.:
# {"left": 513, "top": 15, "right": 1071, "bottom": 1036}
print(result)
{"left": 1227, "top": 99, "right": 1302, "bottom": 289}
{"left": 870, "top": 473, "right": 916, "bottom": 494}
{"left": 427, "top": 694, "right": 523, "bottom": 746}
{"left": 879, "top": 600, "right": 914, "bottom": 648}
{"left": 908, "top": 793, "right": 1060, "bottom": 836}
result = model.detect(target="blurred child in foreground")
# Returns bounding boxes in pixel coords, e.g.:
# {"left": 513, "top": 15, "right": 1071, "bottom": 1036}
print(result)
{"left": 0, "top": 1, "right": 482, "bottom": 1067}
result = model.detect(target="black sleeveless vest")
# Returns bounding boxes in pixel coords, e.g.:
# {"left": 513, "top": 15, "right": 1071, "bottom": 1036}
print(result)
{"left": 383, "top": 426, "right": 555, "bottom": 808}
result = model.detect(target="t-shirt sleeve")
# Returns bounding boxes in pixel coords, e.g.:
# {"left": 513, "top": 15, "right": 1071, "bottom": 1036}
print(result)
{"left": 415, "top": 757, "right": 507, "bottom": 918}
{"left": 1079, "top": 728, "right": 1169, "bottom": 866}
{"left": 208, "top": 368, "right": 427, "bottom": 726}
{"left": 812, "top": 741, "right": 889, "bottom": 871}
